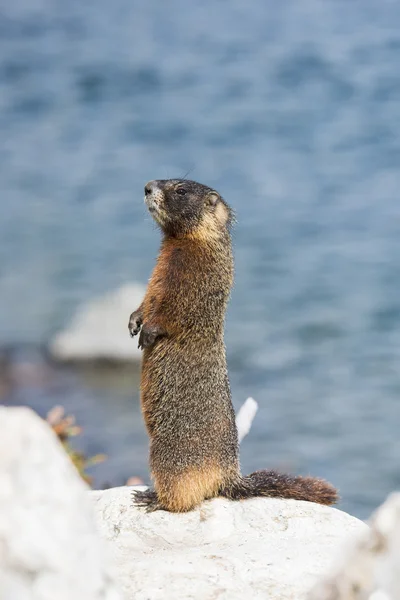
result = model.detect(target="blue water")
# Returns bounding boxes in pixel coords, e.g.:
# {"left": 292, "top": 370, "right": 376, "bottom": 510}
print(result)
{"left": 2, "top": 0, "right": 400, "bottom": 519}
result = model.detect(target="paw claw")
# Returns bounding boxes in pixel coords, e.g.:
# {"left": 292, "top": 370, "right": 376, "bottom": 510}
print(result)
{"left": 132, "top": 489, "right": 163, "bottom": 512}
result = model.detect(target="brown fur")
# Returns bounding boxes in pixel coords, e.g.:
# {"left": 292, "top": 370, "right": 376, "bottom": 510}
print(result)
{"left": 155, "top": 463, "right": 224, "bottom": 512}
{"left": 130, "top": 179, "right": 338, "bottom": 513}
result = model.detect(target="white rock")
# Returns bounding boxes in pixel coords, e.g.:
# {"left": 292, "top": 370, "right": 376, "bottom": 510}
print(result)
{"left": 236, "top": 396, "right": 258, "bottom": 443}
{"left": 0, "top": 407, "right": 122, "bottom": 600}
{"left": 309, "top": 492, "right": 400, "bottom": 600}
{"left": 90, "top": 485, "right": 367, "bottom": 600}
{"left": 49, "top": 283, "right": 145, "bottom": 363}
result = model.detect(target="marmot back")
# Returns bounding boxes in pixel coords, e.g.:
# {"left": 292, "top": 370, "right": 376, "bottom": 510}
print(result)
{"left": 129, "top": 179, "right": 338, "bottom": 512}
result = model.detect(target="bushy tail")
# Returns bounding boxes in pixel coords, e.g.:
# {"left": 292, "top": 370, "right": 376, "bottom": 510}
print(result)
{"left": 221, "top": 470, "right": 338, "bottom": 506}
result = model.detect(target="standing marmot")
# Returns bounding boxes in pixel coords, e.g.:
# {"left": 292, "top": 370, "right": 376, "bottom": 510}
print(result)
{"left": 129, "top": 179, "right": 338, "bottom": 512}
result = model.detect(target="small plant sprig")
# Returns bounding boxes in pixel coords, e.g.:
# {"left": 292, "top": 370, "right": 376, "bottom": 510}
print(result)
{"left": 46, "top": 405, "right": 106, "bottom": 486}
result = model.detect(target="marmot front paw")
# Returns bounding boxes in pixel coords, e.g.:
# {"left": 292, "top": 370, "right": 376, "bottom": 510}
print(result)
{"left": 138, "top": 324, "right": 162, "bottom": 349}
{"left": 128, "top": 311, "right": 143, "bottom": 338}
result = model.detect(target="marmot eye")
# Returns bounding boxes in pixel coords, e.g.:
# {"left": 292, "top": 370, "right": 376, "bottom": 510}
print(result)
{"left": 176, "top": 188, "right": 187, "bottom": 196}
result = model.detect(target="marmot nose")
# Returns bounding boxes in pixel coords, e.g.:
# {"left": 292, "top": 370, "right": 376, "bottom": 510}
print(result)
{"left": 144, "top": 182, "right": 155, "bottom": 196}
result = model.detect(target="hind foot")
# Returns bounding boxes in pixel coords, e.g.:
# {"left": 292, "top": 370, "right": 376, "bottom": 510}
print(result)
{"left": 132, "top": 488, "right": 165, "bottom": 513}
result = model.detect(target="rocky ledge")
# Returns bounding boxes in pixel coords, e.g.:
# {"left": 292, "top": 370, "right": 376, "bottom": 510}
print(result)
{"left": 1, "top": 406, "right": 399, "bottom": 600}
{"left": 91, "top": 486, "right": 364, "bottom": 600}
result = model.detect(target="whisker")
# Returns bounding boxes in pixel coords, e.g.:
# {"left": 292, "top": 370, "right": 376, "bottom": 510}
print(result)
{"left": 181, "top": 164, "right": 195, "bottom": 180}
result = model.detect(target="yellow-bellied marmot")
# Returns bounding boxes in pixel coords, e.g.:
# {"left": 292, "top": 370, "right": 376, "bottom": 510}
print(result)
{"left": 129, "top": 179, "right": 338, "bottom": 512}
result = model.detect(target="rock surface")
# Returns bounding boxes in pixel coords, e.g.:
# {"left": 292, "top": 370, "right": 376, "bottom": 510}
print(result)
{"left": 235, "top": 396, "right": 258, "bottom": 443}
{"left": 91, "top": 485, "right": 367, "bottom": 600}
{"left": 8, "top": 404, "right": 399, "bottom": 600}
{"left": 0, "top": 407, "right": 122, "bottom": 600}
{"left": 309, "top": 492, "right": 400, "bottom": 600}
{"left": 49, "top": 283, "right": 145, "bottom": 363}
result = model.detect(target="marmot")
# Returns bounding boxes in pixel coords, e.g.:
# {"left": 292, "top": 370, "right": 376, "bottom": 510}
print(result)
{"left": 128, "top": 179, "right": 338, "bottom": 512}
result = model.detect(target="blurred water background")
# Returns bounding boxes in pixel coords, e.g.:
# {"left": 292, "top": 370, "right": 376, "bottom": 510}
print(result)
{"left": 1, "top": 0, "right": 400, "bottom": 519}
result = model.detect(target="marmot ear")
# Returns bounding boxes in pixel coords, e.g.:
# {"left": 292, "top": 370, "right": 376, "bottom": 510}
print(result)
{"left": 206, "top": 192, "right": 220, "bottom": 207}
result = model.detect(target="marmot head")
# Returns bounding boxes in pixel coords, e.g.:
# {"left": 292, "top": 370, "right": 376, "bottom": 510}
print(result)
{"left": 143, "top": 179, "right": 234, "bottom": 238}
